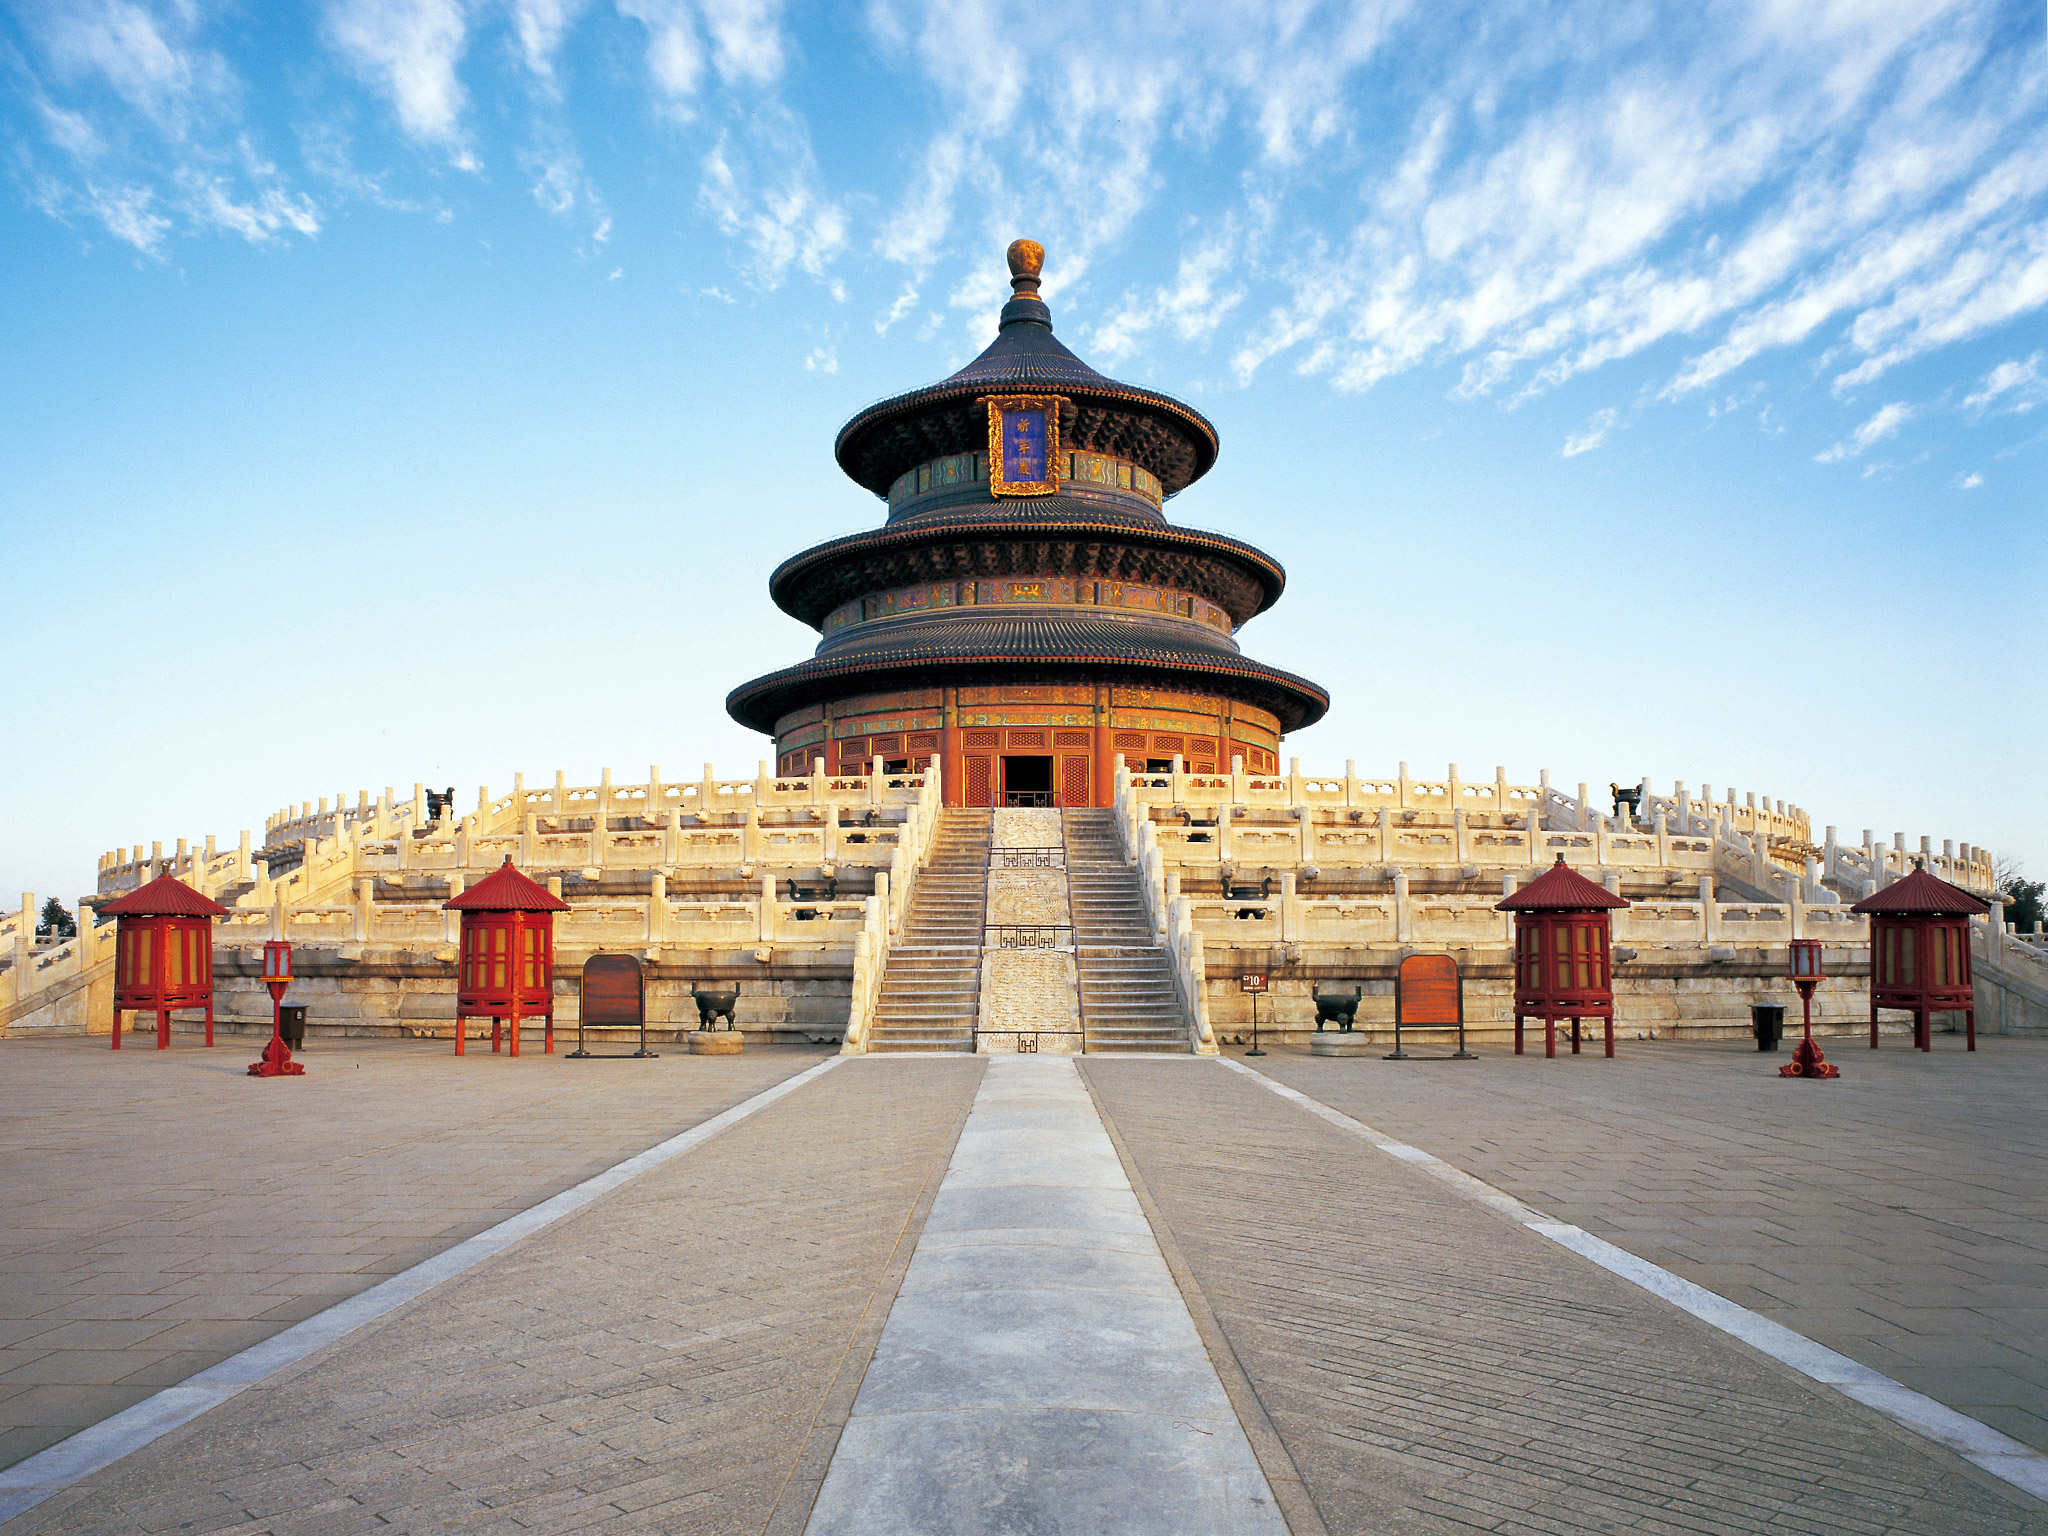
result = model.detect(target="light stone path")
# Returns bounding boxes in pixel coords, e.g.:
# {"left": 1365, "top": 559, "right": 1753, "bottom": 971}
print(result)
{"left": 1084, "top": 1056, "right": 2047, "bottom": 1535}
{"left": 804, "top": 1055, "right": 1286, "bottom": 1535}
{"left": 0, "top": 1037, "right": 832, "bottom": 1470}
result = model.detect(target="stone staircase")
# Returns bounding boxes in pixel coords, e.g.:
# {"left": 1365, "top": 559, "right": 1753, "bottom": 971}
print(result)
{"left": 1063, "top": 810, "right": 1193, "bottom": 1054}
{"left": 865, "top": 809, "right": 992, "bottom": 1053}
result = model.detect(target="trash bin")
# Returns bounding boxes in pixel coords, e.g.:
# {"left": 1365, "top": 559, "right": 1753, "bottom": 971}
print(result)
{"left": 1751, "top": 1002, "right": 1785, "bottom": 1052}
{"left": 279, "top": 1005, "right": 308, "bottom": 1050}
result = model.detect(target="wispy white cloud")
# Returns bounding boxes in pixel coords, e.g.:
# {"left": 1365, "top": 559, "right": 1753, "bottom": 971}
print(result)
{"left": 698, "top": 110, "right": 845, "bottom": 287}
{"left": 12, "top": 1, "right": 321, "bottom": 251}
{"left": 1816, "top": 400, "right": 1912, "bottom": 463}
{"left": 804, "top": 343, "right": 837, "bottom": 372}
{"left": 697, "top": 0, "right": 784, "bottom": 85}
{"left": 862, "top": 3, "right": 1403, "bottom": 349}
{"left": 1179, "top": 0, "right": 2048, "bottom": 416}
{"left": 618, "top": 0, "right": 705, "bottom": 110}
{"left": 322, "top": 0, "right": 475, "bottom": 167}
{"left": 1562, "top": 407, "right": 1617, "bottom": 458}
{"left": 11, "top": 0, "right": 2046, "bottom": 439}
{"left": 1956, "top": 470, "right": 1983, "bottom": 488}
{"left": 876, "top": 282, "right": 919, "bottom": 334}
{"left": 512, "top": 0, "right": 589, "bottom": 87}
{"left": 1962, "top": 351, "right": 2046, "bottom": 414}
{"left": 1090, "top": 222, "right": 1247, "bottom": 364}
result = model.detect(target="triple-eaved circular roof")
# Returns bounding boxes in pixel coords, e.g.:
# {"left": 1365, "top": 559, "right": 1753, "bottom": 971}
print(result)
{"left": 727, "top": 242, "right": 1328, "bottom": 739}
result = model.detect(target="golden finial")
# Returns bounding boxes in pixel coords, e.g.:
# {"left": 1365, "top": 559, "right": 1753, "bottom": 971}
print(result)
{"left": 1007, "top": 239, "right": 1044, "bottom": 280}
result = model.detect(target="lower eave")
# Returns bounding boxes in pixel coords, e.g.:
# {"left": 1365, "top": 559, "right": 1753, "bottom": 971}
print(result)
{"left": 725, "top": 649, "right": 1329, "bottom": 737}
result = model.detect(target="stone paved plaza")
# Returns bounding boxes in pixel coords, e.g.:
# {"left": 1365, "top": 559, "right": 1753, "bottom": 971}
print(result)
{"left": 0, "top": 1037, "right": 832, "bottom": 1469}
{"left": 1256, "top": 1033, "right": 2048, "bottom": 1455}
{"left": 0, "top": 1034, "right": 2043, "bottom": 1533}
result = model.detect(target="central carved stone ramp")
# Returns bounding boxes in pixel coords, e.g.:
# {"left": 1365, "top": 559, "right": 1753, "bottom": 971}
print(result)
{"left": 1063, "top": 809, "right": 1193, "bottom": 1054}
{"left": 867, "top": 809, "right": 992, "bottom": 1053}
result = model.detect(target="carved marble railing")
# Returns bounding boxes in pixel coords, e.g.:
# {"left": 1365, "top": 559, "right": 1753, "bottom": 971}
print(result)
{"left": 1184, "top": 889, "right": 1870, "bottom": 950}
{"left": 843, "top": 765, "right": 943, "bottom": 1054}
{"left": 1113, "top": 768, "right": 1215, "bottom": 1053}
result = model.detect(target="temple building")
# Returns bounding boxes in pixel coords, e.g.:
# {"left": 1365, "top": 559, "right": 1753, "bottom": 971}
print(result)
{"left": 726, "top": 240, "right": 1327, "bottom": 809}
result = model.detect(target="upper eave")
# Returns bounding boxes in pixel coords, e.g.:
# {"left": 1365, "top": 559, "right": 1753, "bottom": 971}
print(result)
{"left": 834, "top": 376, "right": 1220, "bottom": 500}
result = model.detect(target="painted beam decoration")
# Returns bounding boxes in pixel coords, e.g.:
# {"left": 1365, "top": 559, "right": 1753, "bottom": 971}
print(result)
{"left": 985, "top": 394, "right": 1064, "bottom": 496}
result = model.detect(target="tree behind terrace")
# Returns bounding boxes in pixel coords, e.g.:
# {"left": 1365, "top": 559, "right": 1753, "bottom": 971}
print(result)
{"left": 2000, "top": 872, "right": 2045, "bottom": 934}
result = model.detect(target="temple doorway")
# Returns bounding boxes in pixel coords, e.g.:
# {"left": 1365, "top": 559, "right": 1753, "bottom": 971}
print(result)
{"left": 1002, "top": 755, "right": 1054, "bottom": 806}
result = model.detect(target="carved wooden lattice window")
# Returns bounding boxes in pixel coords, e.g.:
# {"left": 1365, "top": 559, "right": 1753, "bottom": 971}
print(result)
{"left": 1008, "top": 730, "right": 1047, "bottom": 748}
{"left": 966, "top": 757, "right": 993, "bottom": 804}
{"left": 965, "top": 730, "right": 1000, "bottom": 748}
{"left": 1153, "top": 735, "right": 1184, "bottom": 751}
{"left": 1061, "top": 756, "right": 1090, "bottom": 806}
{"left": 1055, "top": 731, "right": 1091, "bottom": 748}
{"left": 909, "top": 734, "right": 939, "bottom": 751}
{"left": 1113, "top": 732, "right": 1146, "bottom": 750}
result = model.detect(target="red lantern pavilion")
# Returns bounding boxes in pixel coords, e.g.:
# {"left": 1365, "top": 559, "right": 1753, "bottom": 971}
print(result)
{"left": 1850, "top": 865, "right": 1989, "bottom": 1053}
{"left": 1496, "top": 855, "right": 1629, "bottom": 1059}
{"left": 444, "top": 859, "right": 570, "bottom": 1057}
{"left": 727, "top": 239, "right": 1327, "bottom": 807}
{"left": 100, "top": 873, "right": 228, "bottom": 1051}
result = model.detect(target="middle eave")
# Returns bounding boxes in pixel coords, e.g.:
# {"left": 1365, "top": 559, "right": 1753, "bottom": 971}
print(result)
{"left": 767, "top": 512, "right": 1288, "bottom": 630}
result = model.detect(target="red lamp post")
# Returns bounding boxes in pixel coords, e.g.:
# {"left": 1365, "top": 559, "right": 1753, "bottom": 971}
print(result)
{"left": 250, "top": 939, "right": 305, "bottom": 1078}
{"left": 1779, "top": 937, "right": 1837, "bottom": 1079}
{"left": 1850, "top": 863, "right": 1988, "bottom": 1053}
{"left": 1496, "top": 856, "right": 1629, "bottom": 1059}
{"left": 100, "top": 873, "right": 227, "bottom": 1050}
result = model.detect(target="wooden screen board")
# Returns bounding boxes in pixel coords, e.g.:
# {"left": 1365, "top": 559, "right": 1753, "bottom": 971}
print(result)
{"left": 1397, "top": 954, "right": 1460, "bottom": 1024}
{"left": 581, "top": 953, "right": 644, "bottom": 1026}
{"left": 1389, "top": 952, "right": 1472, "bottom": 1059}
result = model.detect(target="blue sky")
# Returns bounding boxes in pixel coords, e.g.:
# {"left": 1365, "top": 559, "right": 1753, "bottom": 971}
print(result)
{"left": 2, "top": 0, "right": 2043, "bottom": 907}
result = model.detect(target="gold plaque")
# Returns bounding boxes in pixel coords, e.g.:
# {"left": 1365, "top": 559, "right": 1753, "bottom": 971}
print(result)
{"left": 985, "top": 394, "right": 1063, "bottom": 497}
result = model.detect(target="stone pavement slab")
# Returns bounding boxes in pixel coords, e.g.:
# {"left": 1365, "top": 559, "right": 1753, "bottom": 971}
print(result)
{"left": 1255, "top": 1036, "right": 2048, "bottom": 1453}
{"left": 2, "top": 1055, "right": 983, "bottom": 1536}
{"left": 1084, "top": 1056, "right": 2046, "bottom": 1536}
{"left": 0, "top": 1036, "right": 831, "bottom": 1469}
{"left": 805, "top": 1056, "right": 1284, "bottom": 1536}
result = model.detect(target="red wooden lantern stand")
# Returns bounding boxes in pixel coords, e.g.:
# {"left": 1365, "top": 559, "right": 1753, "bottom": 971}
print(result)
{"left": 100, "top": 873, "right": 227, "bottom": 1050}
{"left": 444, "top": 860, "right": 569, "bottom": 1056}
{"left": 1498, "top": 856, "right": 1628, "bottom": 1059}
{"left": 1850, "top": 864, "right": 1988, "bottom": 1053}
{"left": 249, "top": 938, "right": 306, "bottom": 1077}
{"left": 1779, "top": 937, "right": 1838, "bottom": 1079}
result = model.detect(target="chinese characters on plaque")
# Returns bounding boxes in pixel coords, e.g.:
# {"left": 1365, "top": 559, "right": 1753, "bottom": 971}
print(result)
{"left": 985, "top": 394, "right": 1064, "bottom": 496}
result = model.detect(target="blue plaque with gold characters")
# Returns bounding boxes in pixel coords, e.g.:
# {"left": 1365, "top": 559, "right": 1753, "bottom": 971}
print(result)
{"left": 985, "top": 393, "right": 1064, "bottom": 496}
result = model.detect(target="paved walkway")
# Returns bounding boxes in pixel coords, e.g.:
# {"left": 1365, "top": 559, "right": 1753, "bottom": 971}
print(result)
{"left": 1, "top": 1044, "right": 2044, "bottom": 1533}
{"left": 4, "top": 1056, "right": 984, "bottom": 1536}
{"left": 806, "top": 1056, "right": 1281, "bottom": 1534}
{"left": 1256, "top": 1035, "right": 2048, "bottom": 1453}
{"left": 1084, "top": 1056, "right": 2044, "bottom": 1534}
{"left": 0, "top": 1038, "right": 831, "bottom": 1470}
